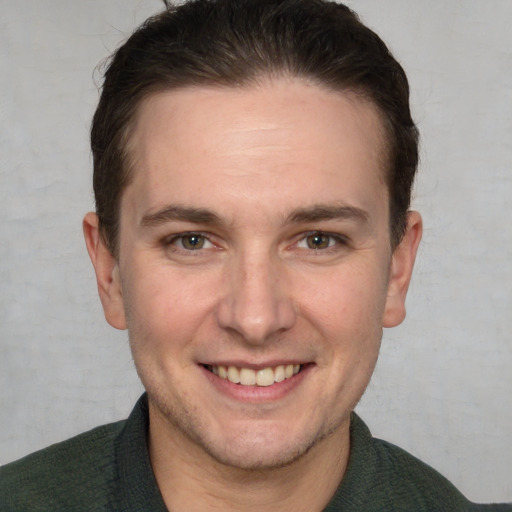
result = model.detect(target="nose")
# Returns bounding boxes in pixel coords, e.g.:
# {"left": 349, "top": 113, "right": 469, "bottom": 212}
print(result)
{"left": 216, "top": 251, "right": 296, "bottom": 344}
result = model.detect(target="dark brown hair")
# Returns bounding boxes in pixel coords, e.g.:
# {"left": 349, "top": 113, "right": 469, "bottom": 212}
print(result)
{"left": 91, "top": 0, "right": 419, "bottom": 255}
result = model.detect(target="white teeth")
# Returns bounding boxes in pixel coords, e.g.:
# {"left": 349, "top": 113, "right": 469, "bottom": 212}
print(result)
{"left": 227, "top": 366, "right": 240, "bottom": 384}
{"left": 256, "top": 368, "right": 275, "bottom": 387}
{"left": 239, "top": 368, "right": 256, "bottom": 385}
{"left": 274, "top": 365, "right": 285, "bottom": 383}
{"left": 210, "top": 364, "right": 302, "bottom": 386}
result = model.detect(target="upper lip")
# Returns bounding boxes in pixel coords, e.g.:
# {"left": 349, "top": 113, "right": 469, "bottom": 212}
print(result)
{"left": 201, "top": 360, "right": 310, "bottom": 370}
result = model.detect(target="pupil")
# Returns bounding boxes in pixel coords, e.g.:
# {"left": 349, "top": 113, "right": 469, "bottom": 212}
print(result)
{"left": 184, "top": 235, "right": 203, "bottom": 249}
{"left": 309, "top": 233, "right": 328, "bottom": 249}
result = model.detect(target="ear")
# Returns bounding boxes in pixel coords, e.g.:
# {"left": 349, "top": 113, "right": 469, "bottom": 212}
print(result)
{"left": 83, "top": 212, "right": 127, "bottom": 330}
{"left": 382, "top": 211, "right": 423, "bottom": 328}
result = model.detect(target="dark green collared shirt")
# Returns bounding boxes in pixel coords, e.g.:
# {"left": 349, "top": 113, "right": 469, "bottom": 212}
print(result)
{"left": 1, "top": 394, "right": 510, "bottom": 511}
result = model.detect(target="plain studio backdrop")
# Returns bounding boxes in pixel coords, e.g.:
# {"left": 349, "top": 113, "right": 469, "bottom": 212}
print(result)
{"left": 1, "top": 0, "right": 511, "bottom": 503}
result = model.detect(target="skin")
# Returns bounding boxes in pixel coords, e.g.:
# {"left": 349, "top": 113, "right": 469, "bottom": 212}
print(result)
{"left": 84, "top": 77, "right": 422, "bottom": 511}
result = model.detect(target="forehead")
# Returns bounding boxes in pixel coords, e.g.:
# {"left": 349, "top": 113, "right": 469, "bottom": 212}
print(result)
{"left": 124, "top": 78, "right": 388, "bottom": 223}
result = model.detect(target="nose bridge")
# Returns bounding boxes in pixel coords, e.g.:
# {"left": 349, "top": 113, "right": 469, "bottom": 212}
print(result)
{"left": 217, "top": 245, "right": 295, "bottom": 343}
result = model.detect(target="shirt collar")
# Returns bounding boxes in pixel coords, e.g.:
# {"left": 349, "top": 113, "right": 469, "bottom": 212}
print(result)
{"left": 114, "top": 393, "right": 168, "bottom": 511}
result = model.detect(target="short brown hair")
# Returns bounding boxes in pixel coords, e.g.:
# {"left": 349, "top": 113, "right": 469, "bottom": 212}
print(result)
{"left": 91, "top": 0, "right": 419, "bottom": 256}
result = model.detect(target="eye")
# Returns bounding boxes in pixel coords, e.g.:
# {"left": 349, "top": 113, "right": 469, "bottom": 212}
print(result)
{"left": 170, "top": 233, "right": 213, "bottom": 250}
{"left": 297, "top": 231, "right": 344, "bottom": 250}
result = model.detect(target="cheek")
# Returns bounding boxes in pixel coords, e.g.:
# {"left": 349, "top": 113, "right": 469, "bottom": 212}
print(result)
{"left": 121, "top": 263, "right": 219, "bottom": 348}
{"left": 297, "top": 261, "right": 388, "bottom": 336}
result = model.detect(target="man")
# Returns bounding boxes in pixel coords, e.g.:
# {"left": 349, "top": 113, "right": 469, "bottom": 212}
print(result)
{"left": 0, "top": 0, "right": 509, "bottom": 510}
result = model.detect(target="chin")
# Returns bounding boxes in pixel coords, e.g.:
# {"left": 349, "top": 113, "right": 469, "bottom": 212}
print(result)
{"left": 200, "top": 431, "right": 317, "bottom": 471}
{"left": 191, "top": 413, "right": 343, "bottom": 472}
{"left": 144, "top": 373, "right": 349, "bottom": 472}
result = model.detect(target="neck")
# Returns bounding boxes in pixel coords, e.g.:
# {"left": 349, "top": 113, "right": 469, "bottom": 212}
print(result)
{"left": 148, "top": 404, "right": 350, "bottom": 512}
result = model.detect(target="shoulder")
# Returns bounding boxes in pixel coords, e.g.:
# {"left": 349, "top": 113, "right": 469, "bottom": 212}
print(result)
{"left": 328, "top": 413, "right": 483, "bottom": 511}
{"left": 370, "top": 435, "right": 471, "bottom": 508}
{"left": 0, "top": 420, "right": 125, "bottom": 512}
{"left": 371, "top": 437, "right": 511, "bottom": 511}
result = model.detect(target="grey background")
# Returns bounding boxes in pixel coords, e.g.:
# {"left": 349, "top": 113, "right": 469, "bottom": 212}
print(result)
{"left": 1, "top": 0, "right": 511, "bottom": 503}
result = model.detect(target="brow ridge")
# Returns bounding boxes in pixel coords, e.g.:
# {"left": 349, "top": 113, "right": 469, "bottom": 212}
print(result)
{"left": 286, "top": 203, "right": 369, "bottom": 224}
{"left": 140, "top": 202, "right": 368, "bottom": 229}
{"left": 140, "top": 205, "right": 223, "bottom": 227}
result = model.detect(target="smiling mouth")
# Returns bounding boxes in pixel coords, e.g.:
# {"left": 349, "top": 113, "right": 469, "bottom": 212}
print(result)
{"left": 204, "top": 364, "right": 302, "bottom": 387}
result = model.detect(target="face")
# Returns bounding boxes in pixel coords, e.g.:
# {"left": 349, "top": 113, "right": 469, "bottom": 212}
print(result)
{"left": 85, "top": 78, "right": 421, "bottom": 471}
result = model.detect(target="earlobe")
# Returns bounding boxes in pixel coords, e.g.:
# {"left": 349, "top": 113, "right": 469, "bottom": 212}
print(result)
{"left": 382, "top": 211, "right": 423, "bottom": 328}
{"left": 83, "top": 212, "right": 127, "bottom": 330}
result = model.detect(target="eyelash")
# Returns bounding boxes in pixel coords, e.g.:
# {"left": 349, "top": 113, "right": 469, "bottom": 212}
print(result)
{"left": 162, "top": 230, "right": 349, "bottom": 254}
{"left": 164, "top": 232, "right": 213, "bottom": 252}
{"left": 295, "top": 231, "right": 349, "bottom": 252}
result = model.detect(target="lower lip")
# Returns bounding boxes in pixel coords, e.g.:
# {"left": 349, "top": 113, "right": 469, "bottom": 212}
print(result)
{"left": 200, "top": 364, "right": 312, "bottom": 403}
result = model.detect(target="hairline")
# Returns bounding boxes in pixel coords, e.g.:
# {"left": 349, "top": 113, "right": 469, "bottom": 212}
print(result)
{"left": 103, "top": 72, "right": 397, "bottom": 258}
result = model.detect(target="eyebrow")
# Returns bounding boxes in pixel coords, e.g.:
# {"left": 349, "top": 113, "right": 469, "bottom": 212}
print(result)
{"left": 140, "top": 205, "right": 224, "bottom": 228}
{"left": 286, "top": 204, "right": 369, "bottom": 225}
{"left": 140, "top": 202, "right": 369, "bottom": 229}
